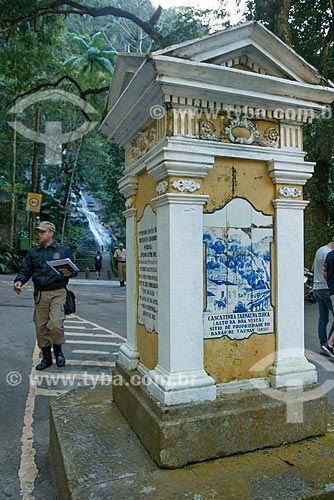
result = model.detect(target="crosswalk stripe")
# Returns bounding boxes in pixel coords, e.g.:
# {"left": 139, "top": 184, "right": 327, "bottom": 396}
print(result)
{"left": 68, "top": 314, "right": 124, "bottom": 339}
{"left": 65, "top": 359, "right": 115, "bottom": 367}
{"left": 65, "top": 321, "right": 86, "bottom": 330}
{"left": 65, "top": 332, "right": 124, "bottom": 339}
{"left": 72, "top": 350, "right": 110, "bottom": 355}
{"left": 66, "top": 340, "right": 122, "bottom": 346}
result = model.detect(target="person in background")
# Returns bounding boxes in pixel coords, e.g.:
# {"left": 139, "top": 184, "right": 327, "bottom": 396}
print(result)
{"left": 94, "top": 250, "right": 102, "bottom": 280}
{"left": 113, "top": 242, "right": 126, "bottom": 286}
{"left": 323, "top": 246, "right": 334, "bottom": 357}
{"left": 312, "top": 237, "right": 334, "bottom": 357}
{"left": 13, "top": 221, "right": 78, "bottom": 370}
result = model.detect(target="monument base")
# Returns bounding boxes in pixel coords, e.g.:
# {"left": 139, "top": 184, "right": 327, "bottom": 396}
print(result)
{"left": 113, "top": 364, "right": 327, "bottom": 468}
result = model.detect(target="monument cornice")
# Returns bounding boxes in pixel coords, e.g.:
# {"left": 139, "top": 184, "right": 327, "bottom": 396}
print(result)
{"left": 100, "top": 56, "right": 334, "bottom": 147}
{"left": 118, "top": 174, "right": 138, "bottom": 198}
{"left": 123, "top": 136, "right": 312, "bottom": 179}
{"left": 268, "top": 158, "right": 315, "bottom": 185}
{"left": 152, "top": 55, "right": 334, "bottom": 107}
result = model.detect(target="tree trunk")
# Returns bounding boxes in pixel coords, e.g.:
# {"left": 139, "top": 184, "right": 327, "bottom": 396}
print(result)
{"left": 256, "top": 0, "right": 293, "bottom": 46}
{"left": 319, "top": 2, "right": 334, "bottom": 74}
{"left": 30, "top": 108, "right": 40, "bottom": 248}
{"left": 9, "top": 107, "right": 17, "bottom": 248}
{"left": 60, "top": 138, "right": 83, "bottom": 243}
{"left": 274, "top": 0, "right": 293, "bottom": 46}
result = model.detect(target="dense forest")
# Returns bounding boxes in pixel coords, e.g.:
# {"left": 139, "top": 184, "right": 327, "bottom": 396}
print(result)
{"left": 1, "top": 0, "right": 334, "bottom": 270}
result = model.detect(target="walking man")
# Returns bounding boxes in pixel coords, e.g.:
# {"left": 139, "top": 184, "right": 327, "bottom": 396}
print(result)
{"left": 312, "top": 237, "right": 334, "bottom": 355}
{"left": 13, "top": 221, "right": 78, "bottom": 370}
{"left": 113, "top": 242, "right": 126, "bottom": 286}
{"left": 94, "top": 250, "right": 102, "bottom": 280}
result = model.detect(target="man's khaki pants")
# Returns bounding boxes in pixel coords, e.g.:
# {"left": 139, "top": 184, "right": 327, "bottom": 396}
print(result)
{"left": 118, "top": 262, "right": 126, "bottom": 282}
{"left": 33, "top": 288, "right": 67, "bottom": 348}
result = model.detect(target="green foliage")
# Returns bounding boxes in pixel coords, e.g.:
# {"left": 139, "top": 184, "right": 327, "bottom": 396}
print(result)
{"left": 0, "top": 243, "right": 23, "bottom": 274}
{"left": 62, "top": 222, "right": 87, "bottom": 253}
{"left": 157, "top": 7, "right": 211, "bottom": 48}
{"left": 64, "top": 32, "right": 117, "bottom": 85}
{"left": 0, "top": 0, "right": 230, "bottom": 251}
{"left": 242, "top": 0, "right": 334, "bottom": 257}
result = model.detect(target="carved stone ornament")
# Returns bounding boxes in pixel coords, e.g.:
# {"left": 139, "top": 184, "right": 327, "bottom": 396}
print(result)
{"left": 199, "top": 119, "right": 221, "bottom": 141}
{"left": 223, "top": 116, "right": 279, "bottom": 147}
{"left": 156, "top": 180, "right": 168, "bottom": 194}
{"left": 199, "top": 115, "right": 279, "bottom": 148}
{"left": 130, "top": 127, "right": 157, "bottom": 161}
{"left": 172, "top": 179, "right": 201, "bottom": 192}
{"left": 263, "top": 127, "right": 280, "bottom": 147}
{"left": 125, "top": 197, "right": 133, "bottom": 209}
{"left": 278, "top": 186, "right": 302, "bottom": 198}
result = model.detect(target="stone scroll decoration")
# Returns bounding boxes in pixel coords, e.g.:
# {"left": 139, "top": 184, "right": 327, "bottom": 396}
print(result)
{"left": 124, "top": 197, "right": 133, "bottom": 209}
{"left": 203, "top": 198, "right": 274, "bottom": 340}
{"left": 278, "top": 186, "right": 302, "bottom": 198}
{"left": 156, "top": 180, "right": 168, "bottom": 195}
{"left": 171, "top": 179, "right": 201, "bottom": 192}
{"left": 137, "top": 205, "right": 158, "bottom": 333}
{"left": 199, "top": 115, "right": 279, "bottom": 147}
{"left": 130, "top": 127, "right": 157, "bottom": 162}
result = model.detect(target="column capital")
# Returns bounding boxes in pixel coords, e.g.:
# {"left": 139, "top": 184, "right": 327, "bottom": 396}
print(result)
{"left": 272, "top": 199, "right": 309, "bottom": 210}
{"left": 123, "top": 207, "right": 137, "bottom": 219}
{"left": 268, "top": 158, "right": 315, "bottom": 185}
{"left": 118, "top": 174, "right": 138, "bottom": 198}
{"left": 152, "top": 193, "right": 209, "bottom": 208}
{"left": 146, "top": 139, "right": 215, "bottom": 181}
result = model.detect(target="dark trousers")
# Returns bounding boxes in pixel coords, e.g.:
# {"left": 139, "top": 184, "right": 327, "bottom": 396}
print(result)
{"left": 313, "top": 289, "right": 334, "bottom": 346}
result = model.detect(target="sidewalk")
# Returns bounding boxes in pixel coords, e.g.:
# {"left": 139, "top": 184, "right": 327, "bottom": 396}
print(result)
{"left": 51, "top": 385, "right": 334, "bottom": 500}
{"left": 50, "top": 301, "right": 334, "bottom": 499}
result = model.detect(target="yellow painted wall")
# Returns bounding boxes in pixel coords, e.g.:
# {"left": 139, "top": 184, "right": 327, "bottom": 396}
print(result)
{"left": 203, "top": 157, "right": 276, "bottom": 383}
{"left": 136, "top": 170, "right": 159, "bottom": 370}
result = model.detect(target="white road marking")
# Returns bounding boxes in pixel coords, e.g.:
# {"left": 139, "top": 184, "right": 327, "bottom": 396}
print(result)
{"left": 72, "top": 349, "right": 110, "bottom": 355}
{"left": 67, "top": 339, "right": 122, "bottom": 346}
{"left": 65, "top": 359, "right": 116, "bottom": 367}
{"left": 63, "top": 325, "right": 87, "bottom": 329}
{"left": 18, "top": 344, "right": 40, "bottom": 500}
{"left": 66, "top": 332, "right": 123, "bottom": 339}
{"left": 69, "top": 314, "right": 124, "bottom": 339}
{"left": 19, "top": 314, "right": 120, "bottom": 498}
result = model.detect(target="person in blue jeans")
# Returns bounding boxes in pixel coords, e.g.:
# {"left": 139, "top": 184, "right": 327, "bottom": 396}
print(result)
{"left": 312, "top": 238, "right": 334, "bottom": 357}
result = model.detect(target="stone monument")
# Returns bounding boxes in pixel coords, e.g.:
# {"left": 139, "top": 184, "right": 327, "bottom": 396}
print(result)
{"left": 100, "top": 21, "right": 334, "bottom": 468}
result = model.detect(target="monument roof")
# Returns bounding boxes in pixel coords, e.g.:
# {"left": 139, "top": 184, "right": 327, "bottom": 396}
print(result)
{"left": 153, "top": 21, "right": 331, "bottom": 85}
{"left": 100, "top": 21, "right": 334, "bottom": 145}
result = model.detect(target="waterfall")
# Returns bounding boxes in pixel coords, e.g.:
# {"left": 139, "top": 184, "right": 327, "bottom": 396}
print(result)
{"left": 78, "top": 191, "right": 114, "bottom": 250}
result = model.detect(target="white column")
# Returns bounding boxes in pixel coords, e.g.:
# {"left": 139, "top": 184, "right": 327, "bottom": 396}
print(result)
{"left": 117, "top": 176, "right": 139, "bottom": 370}
{"left": 146, "top": 193, "right": 216, "bottom": 405}
{"left": 269, "top": 198, "right": 317, "bottom": 388}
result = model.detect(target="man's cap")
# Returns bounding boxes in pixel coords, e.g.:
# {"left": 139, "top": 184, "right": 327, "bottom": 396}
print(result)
{"left": 36, "top": 221, "right": 56, "bottom": 232}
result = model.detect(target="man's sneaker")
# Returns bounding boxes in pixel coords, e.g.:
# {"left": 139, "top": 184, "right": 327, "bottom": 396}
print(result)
{"left": 321, "top": 343, "right": 334, "bottom": 358}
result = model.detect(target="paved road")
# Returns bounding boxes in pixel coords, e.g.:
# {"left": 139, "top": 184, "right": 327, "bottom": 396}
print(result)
{"left": 0, "top": 275, "right": 126, "bottom": 500}
{"left": 1, "top": 274, "right": 334, "bottom": 500}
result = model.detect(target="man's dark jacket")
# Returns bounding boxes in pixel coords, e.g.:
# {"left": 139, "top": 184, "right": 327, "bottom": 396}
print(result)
{"left": 14, "top": 241, "right": 77, "bottom": 291}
